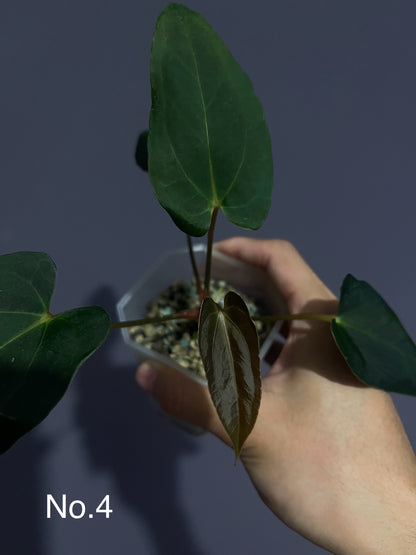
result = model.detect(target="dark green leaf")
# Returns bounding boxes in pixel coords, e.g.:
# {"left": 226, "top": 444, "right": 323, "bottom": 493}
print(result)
{"left": 331, "top": 274, "right": 416, "bottom": 395}
{"left": 148, "top": 3, "right": 273, "bottom": 236}
{"left": 198, "top": 291, "right": 261, "bottom": 459}
{"left": 135, "top": 130, "right": 149, "bottom": 172}
{"left": 0, "top": 252, "right": 110, "bottom": 454}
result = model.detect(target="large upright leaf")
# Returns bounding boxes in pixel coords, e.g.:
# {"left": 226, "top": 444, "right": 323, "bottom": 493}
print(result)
{"left": 0, "top": 252, "right": 110, "bottom": 454}
{"left": 331, "top": 274, "right": 416, "bottom": 395}
{"left": 198, "top": 291, "right": 261, "bottom": 459}
{"left": 148, "top": 3, "right": 273, "bottom": 236}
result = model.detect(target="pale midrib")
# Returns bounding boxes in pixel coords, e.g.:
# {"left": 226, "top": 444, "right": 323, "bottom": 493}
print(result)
{"left": 214, "top": 312, "right": 245, "bottom": 430}
{"left": 159, "top": 61, "right": 209, "bottom": 202}
{"left": 186, "top": 32, "right": 248, "bottom": 207}
{"left": 214, "top": 313, "right": 236, "bottom": 396}
{"left": 166, "top": 22, "right": 251, "bottom": 210}
{"left": 223, "top": 312, "right": 251, "bottom": 405}
{"left": 187, "top": 31, "right": 218, "bottom": 207}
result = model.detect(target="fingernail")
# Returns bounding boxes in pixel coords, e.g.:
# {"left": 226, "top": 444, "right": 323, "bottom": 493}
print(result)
{"left": 136, "top": 363, "right": 157, "bottom": 394}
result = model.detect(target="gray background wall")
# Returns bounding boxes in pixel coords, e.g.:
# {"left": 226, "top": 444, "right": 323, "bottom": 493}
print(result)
{"left": 1, "top": 1, "right": 415, "bottom": 553}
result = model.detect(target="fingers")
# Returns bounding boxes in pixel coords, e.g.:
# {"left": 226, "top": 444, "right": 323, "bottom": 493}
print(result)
{"left": 215, "top": 237, "right": 336, "bottom": 312}
{"left": 136, "top": 361, "right": 228, "bottom": 443}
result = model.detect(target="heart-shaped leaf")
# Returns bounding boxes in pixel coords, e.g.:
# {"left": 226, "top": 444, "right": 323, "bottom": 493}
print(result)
{"left": 331, "top": 274, "right": 416, "bottom": 395}
{"left": 148, "top": 3, "right": 273, "bottom": 236}
{"left": 198, "top": 291, "right": 261, "bottom": 460}
{"left": 0, "top": 252, "right": 110, "bottom": 454}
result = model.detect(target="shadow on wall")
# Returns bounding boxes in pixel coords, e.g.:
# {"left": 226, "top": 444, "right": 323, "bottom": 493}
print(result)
{"left": 74, "top": 286, "right": 207, "bottom": 555}
{"left": 0, "top": 430, "right": 49, "bottom": 555}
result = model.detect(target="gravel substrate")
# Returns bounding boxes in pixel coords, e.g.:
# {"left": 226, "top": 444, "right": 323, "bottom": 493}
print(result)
{"left": 129, "top": 279, "right": 271, "bottom": 380}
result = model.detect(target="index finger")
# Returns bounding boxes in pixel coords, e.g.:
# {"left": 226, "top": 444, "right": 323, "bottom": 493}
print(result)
{"left": 215, "top": 237, "right": 336, "bottom": 313}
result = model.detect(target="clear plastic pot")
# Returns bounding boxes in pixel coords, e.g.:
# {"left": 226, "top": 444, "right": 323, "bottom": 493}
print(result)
{"left": 117, "top": 243, "right": 284, "bottom": 386}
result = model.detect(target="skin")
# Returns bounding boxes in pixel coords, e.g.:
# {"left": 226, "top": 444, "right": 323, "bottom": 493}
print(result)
{"left": 136, "top": 237, "right": 416, "bottom": 554}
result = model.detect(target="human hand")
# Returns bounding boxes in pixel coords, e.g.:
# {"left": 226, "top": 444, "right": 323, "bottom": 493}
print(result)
{"left": 136, "top": 237, "right": 416, "bottom": 554}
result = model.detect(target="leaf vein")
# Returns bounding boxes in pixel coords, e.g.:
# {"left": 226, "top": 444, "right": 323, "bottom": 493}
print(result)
{"left": 221, "top": 133, "right": 248, "bottom": 202}
{"left": 336, "top": 319, "right": 416, "bottom": 361}
{"left": 0, "top": 318, "right": 49, "bottom": 351}
{"left": 184, "top": 19, "right": 218, "bottom": 204}
{"left": 166, "top": 144, "right": 211, "bottom": 201}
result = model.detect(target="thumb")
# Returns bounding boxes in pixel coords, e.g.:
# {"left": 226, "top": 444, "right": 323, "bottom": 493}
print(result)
{"left": 136, "top": 361, "right": 226, "bottom": 441}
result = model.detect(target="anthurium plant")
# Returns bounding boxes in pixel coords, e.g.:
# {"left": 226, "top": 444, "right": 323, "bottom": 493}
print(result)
{"left": 1, "top": 3, "right": 415, "bottom": 459}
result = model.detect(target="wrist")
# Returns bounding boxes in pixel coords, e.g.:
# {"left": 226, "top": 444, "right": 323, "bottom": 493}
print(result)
{"left": 332, "top": 484, "right": 416, "bottom": 554}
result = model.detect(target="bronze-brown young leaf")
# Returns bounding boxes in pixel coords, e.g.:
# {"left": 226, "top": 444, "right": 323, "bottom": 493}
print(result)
{"left": 0, "top": 251, "right": 110, "bottom": 454}
{"left": 198, "top": 291, "right": 261, "bottom": 460}
{"left": 148, "top": 3, "right": 273, "bottom": 236}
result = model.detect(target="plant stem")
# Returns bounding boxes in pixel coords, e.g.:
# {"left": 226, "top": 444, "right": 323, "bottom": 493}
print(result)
{"left": 113, "top": 309, "right": 336, "bottom": 330}
{"left": 111, "top": 308, "right": 199, "bottom": 329}
{"left": 187, "top": 234, "right": 202, "bottom": 295}
{"left": 253, "top": 313, "right": 336, "bottom": 323}
{"left": 204, "top": 206, "right": 219, "bottom": 295}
